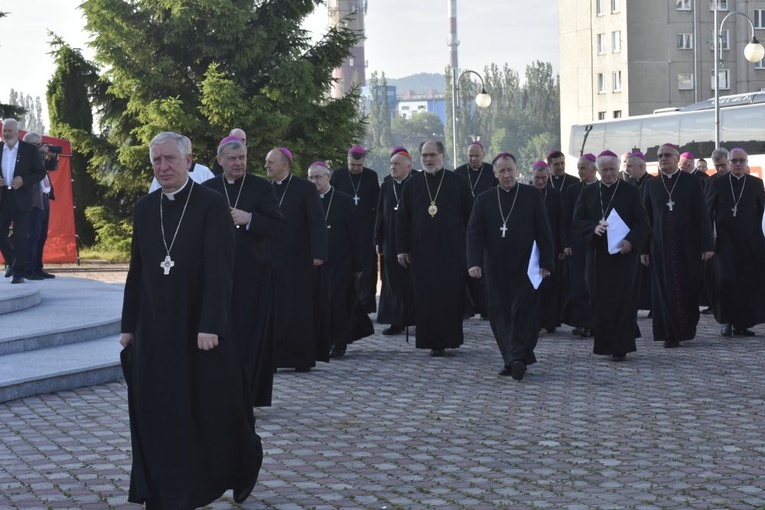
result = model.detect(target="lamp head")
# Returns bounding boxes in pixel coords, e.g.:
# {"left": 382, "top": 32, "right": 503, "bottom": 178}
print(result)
{"left": 744, "top": 36, "right": 765, "bottom": 63}
{"left": 475, "top": 89, "right": 492, "bottom": 108}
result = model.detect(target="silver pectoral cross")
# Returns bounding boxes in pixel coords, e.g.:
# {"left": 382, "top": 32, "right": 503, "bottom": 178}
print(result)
{"left": 160, "top": 255, "right": 175, "bottom": 275}
{"left": 667, "top": 199, "right": 675, "bottom": 212}
{"left": 500, "top": 224, "right": 508, "bottom": 238}
{"left": 732, "top": 205, "right": 738, "bottom": 217}
{"left": 353, "top": 195, "right": 360, "bottom": 205}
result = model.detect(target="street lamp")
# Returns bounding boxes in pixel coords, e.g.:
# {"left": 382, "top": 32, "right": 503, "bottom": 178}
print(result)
{"left": 451, "top": 69, "right": 491, "bottom": 167}
{"left": 713, "top": 7, "right": 765, "bottom": 148}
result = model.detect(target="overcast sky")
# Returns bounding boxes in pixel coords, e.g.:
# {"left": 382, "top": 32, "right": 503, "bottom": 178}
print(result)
{"left": 1, "top": 0, "right": 558, "bottom": 127}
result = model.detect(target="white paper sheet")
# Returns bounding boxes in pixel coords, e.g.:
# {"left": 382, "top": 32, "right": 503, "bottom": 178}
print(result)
{"left": 527, "top": 241, "right": 542, "bottom": 289}
{"left": 606, "top": 208, "right": 630, "bottom": 255}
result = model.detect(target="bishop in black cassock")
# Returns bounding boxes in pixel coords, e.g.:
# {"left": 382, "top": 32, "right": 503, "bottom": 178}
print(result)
{"left": 331, "top": 146, "right": 380, "bottom": 314}
{"left": 396, "top": 140, "right": 472, "bottom": 356}
{"left": 266, "top": 147, "right": 329, "bottom": 371}
{"left": 705, "top": 148, "right": 765, "bottom": 336}
{"left": 572, "top": 150, "right": 650, "bottom": 360}
{"left": 626, "top": 151, "right": 654, "bottom": 312}
{"left": 204, "top": 137, "right": 286, "bottom": 408}
{"left": 467, "top": 153, "right": 554, "bottom": 380}
{"left": 375, "top": 147, "right": 416, "bottom": 333}
{"left": 643, "top": 143, "right": 714, "bottom": 348}
{"left": 120, "top": 133, "right": 261, "bottom": 508}
{"left": 546, "top": 149, "right": 580, "bottom": 196}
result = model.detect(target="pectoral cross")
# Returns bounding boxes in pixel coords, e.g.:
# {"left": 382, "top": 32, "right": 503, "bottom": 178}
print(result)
{"left": 327, "top": 224, "right": 332, "bottom": 229}
{"left": 353, "top": 195, "right": 360, "bottom": 206}
{"left": 160, "top": 255, "right": 175, "bottom": 275}
{"left": 500, "top": 224, "right": 508, "bottom": 238}
{"left": 732, "top": 205, "right": 738, "bottom": 217}
{"left": 667, "top": 199, "right": 675, "bottom": 212}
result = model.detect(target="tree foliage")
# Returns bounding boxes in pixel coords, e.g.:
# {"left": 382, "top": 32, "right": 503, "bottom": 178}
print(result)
{"left": 8, "top": 90, "right": 45, "bottom": 134}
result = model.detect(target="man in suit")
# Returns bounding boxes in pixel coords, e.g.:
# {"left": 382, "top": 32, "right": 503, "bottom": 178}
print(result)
{"left": 0, "top": 119, "right": 47, "bottom": 283}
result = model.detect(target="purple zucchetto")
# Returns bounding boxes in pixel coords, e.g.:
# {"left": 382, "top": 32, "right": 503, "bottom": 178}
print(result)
{"left": 598, "top": 150, "right": 619, "bottom": 158}
{"left": 532, "top": 160, "right": 549, "bottom": 170}
{"left": 630, "top": 151, "right": 646, "bottom": 161}
{"left": 218, "top": 135, "right": 244, "bottom": 146}
{"left": 582, "top": 153, "right": 597, "bottom": 162}
{"left": 491, "top": 152, "right": 515, "bottom": 166}
{"left": 348, "top": 145, "right": 366, "bottom": 156}
{"left": 276, "top": 147, "right": 293, "bottom": 163}
{"left": 680, "top": 151, "right": 694, "bottom": 159}
{"left": 310, "top": 161, "right": 329, "bottom": 169}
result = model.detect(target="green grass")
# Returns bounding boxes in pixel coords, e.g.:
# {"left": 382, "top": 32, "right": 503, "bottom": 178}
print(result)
{"left": 78, "top": 247, "right": 130, "bottom": 263}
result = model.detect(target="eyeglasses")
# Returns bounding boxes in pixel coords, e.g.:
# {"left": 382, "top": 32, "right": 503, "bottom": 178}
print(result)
{"left": 729, "top": 158, "right": 747, "bottom": 164}
{"left": 657, "top": 153, "right": 676, "bottom": 159}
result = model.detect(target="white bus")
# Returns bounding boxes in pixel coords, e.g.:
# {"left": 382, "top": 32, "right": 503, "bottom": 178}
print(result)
{"left": 569, "top": 92, "right": 765, "bottom": 178}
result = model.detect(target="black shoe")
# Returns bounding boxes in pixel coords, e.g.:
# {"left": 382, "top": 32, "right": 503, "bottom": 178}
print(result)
{"left": 233, "top": 478, "right": 257, "bottom": 504}
{"left": 382, "top": 325, "right": 405, "bottom": 335}
{"left": 25, "top": 273, "right": 44, "bottom": 281}
{"left": 733, "top": 327, "right": 756, "bottom": 337}
{"left": 721, "top": 323, "right": 732, "bottom": 337}
{"left": 611, "top": 354, "right": 626, "bottom": 362}
{"left": 295, "top": 367, "right": 311, "bottom": 372}
{"left": 510, "top": 360, "right": 526, "bottom": 381}
{"left": 572, "top": 327, "right": 583, "bottom": 336}
{"left": 38, "top": 271, "right": 55, "bottom": 279}
{"left": 10, "top": 274, "right": 25, "bottom": 284}
{"left": 647, "top": 311, "right": 653, "bottom": 318}
{"left": 463, "top": 311, "right": 475, "bottom": 320}
{"left": 545, "top": 327, "right": 556, "bottom": 334}
{"left": 498, "top": 366, "right": 512, "bottom": 376}
{"left": 4, "top": 267, "right": 12, "bottom": 278}
{"left": 701, "top": 307, "right": 713, "bottom": 315}
{"left": 329, "top": 346, "right": 346, "bottom": 358}
{"left": 580, "top": 328, "right": 592, "bottom": 338}
{"left": 663, "top": 339, "right": 680, "bottom": 348}
{"left": 430, "top": 348, "right": 446, "bottom": 357}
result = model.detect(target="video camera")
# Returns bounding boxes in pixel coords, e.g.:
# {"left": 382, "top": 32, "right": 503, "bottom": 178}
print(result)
{"left": 43, "top": 144, "right": 63, "bottom": 154}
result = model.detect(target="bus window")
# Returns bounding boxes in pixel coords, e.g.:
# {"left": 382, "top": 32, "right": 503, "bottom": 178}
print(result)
{"left": 604, "top": 119, "right": 641, "bottom": 157}
{"left": 722, "top": 105, "right": 765, "bottom": 156}
{"left": 569, "top": 123, "right": 605, "bottom": 156}
{"left": 678, "top": 110, "right": 714, "bottom": 160}
{"left": 640, "top": 116, "right": 680, "bottom": 161}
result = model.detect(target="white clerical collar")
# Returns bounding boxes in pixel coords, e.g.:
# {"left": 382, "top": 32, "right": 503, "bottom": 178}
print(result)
{"left": 732, "top": 173, "right": 745, "bottom": 180}
{"left": 663, "top": 169, "right": 680, "bottom": 178}
{"left": 275, "top": 173, "right": 291, "bottom": 185}
{"left": 583, "top": 179, "right": 597, "bottom": 185}
{"left": 469, "top": 165, "right": 483, "bottom": 172}
{"left": 320, "top": 185, "right": 332, "bottom": 198}
{"left": 394, "top": 174, "right": 411, "bottom": 184}
{"left": 499, "top": 182, "right": 517, "bottom": 192}
{"left": 162, "top": 178, "right": 190, "bottom": 201}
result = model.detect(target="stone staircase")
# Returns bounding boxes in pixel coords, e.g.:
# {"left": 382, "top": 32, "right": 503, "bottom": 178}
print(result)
{"left": 0, "top": 277, "right": 124, "bottom": 403}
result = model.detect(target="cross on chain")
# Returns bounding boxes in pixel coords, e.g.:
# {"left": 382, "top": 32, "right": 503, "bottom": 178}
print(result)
{"left": 353, "top": 195, "right": 360, "bottom": 206}
{"left": 500, "top": 224, "right": 508, "bottom": 238}
{"left": 667, "top": 199, "right": 675, "bottom": 212}
{"left": 160, "top": 255, "right": 175, "bottom": 275}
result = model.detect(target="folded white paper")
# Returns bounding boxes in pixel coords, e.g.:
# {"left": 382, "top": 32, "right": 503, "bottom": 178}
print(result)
{"left": 528, "top": 241, "right": 542, "bottom": 289}
{"left": 606, "top": 208, "right": 630, "bottom": 255}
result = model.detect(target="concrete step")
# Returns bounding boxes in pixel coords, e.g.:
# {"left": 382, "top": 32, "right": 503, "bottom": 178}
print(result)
{"left": 0, "top": 336, "right": 123, "bottom": 403}
{"left": 0, "top": 286, "right": 41, "bottom": 315}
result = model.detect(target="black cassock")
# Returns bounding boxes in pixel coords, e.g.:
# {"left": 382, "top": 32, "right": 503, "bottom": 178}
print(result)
{"left": 271, "top": 175, "right": 329, "bottom": 368}
{"left": 375, "top": 175, "right": 415, "bottom": 328}
{"left": 396, "top": 169, "right": 472, "bottom": 349}
{"left": 644, "top": 171, "right": 714, "bottom": 343}
{"left": 572, "top": 181, "right": 650, "bottom": 355}
{"left": 538, "top": 186, "right": 563, "bottom": 331}
{"left": 331, "top": 167, "right": 380, "bottom": 313}
{"left": 706, "top": 173, "right": 765, "bottom": 328}
{"left": 467, "top": 184, "right": 554, "bottom": 366}
{"left": 561, "top": 181, "right": 595, "bottom": 330}
{"left": 317, "top": 188, "right": 374, "bottom": 351}
{"left": 121, "top": 180, "right": 262, "bottom": 508}
{"left": 203, "top": 174, "right": 285, "bottom": 408}
{"left": 548, "top": 172, "right": 580, "bottom": 196}
{"left": 628, "top": 173, "right": 655, "bottom": 311}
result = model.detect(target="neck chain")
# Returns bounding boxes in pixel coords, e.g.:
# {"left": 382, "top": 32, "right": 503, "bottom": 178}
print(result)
{"left": 598, "top": 179, "right": 620, "bottom": 221}
{"left": 729, "top": 173, "right": 747, "bottom": 217}
{"left": 323, "top": 187, "right": 335, "bottom": 228}
{"left": 497, "top": 183, "right": 520, "bottom": 238}
{"left": 424, "top": 170, "right": 446, "bottom": 218}
{"left": 349, "top": 170, "right": 363, "bottom": 205}
{"left": 551, "top": 173, "right": 565, "bottom": 192}
{"left": 467, "top": 165, "right": 483, "bottom": 197}
{"left": 223, "top": 173, "right": 246, "bottom": 228}
{"left": 636, "top": 173, "right": 649, "bottom": 189}
{"left": 159, "top": 181, "right": 194, "bottom": 275}
{"left": 660, "top": 172, "right": 679, "bottom": 212}
{"left": 274, "top": 174, "right": 293, "bottom": 207}
{"left": 392, "top": 175, "right": 407, "bottom": 211}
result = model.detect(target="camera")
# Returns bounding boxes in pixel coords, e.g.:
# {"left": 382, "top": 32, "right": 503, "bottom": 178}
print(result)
{"left": 44, "top": 144, "right": 63, "bottom": 154}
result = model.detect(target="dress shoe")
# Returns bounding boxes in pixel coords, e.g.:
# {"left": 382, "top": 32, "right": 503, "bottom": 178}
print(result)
{"left": 721, "top": 323, "right": 732, "bottom": 337}
{"left": 233, "top": 478, "right": 257, "bottom": 503}
{"left": 329, "top": 346, "right": 346, "bottom": 358}
{"left": 701, "top": 307, "right": 713, "bottom": 315}
{"left": 498, "top": 366, "right": 512, "bottom": 376}
{"left": 572, "top": 327, "right": 583, "bottom": 336}
{"left": 611, "top": 354, "right": 626, "bottom": 362}
{"left": 663, "top": 339, "right": 680, "bottom": 348}
{"left": 579, "top": 328, "right": 592, "bottom": 338}
{"left": 545, "top": 327, "right": 556, "bottom": 334}
{"left": 25, "top": 273, "right": 44, "bottom": 281}
{"left": 10, "top": 275, "right": 25, "bottom": 284}
{"left": 733, "top": 327, "right": 756, "bottom": 337}
{"left": 38, "top": 271, "right": 55, "bottom": 279}
{"left": 4, "top": 266, "right": 12, "bottom": 278}
{"left": 430, "top": 348, "right": 446, "bottom": 357}
{"left": 382, "top": 325, "right": 405, "bottom": 335}
{"left": 510, "top": 360, "right": 526, "bottom": 381}
{"left": 294, "top": 367, "right": 311, "bottom": 373}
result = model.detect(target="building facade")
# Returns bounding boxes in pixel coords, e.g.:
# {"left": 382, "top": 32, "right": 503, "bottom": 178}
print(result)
{"left": 560, "top": 0, "right": 765, "bottom": 156}
{"left": 329, "top": 0, "right": 367, "bottom": 98}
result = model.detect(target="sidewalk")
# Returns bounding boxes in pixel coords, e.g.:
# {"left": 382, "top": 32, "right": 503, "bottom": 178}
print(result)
{"left": 1, "top": 311, "right": 764, "bottom": 509}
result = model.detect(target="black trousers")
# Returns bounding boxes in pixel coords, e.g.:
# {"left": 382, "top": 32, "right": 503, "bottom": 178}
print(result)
{"left": 0, "top": 191, "right": 30, "bottom": 274}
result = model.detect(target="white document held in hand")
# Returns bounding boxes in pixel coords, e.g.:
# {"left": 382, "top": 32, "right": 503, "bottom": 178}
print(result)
{"left": 527, "top": 241, "right": 543, "bottom": 289}
{"left": 606, "top": 208, "right": 630, "bottom": 255}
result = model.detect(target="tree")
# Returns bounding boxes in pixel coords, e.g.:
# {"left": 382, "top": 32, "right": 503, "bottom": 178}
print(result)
{"left": 391, "top": 112, "right": 444, "bottom": 158}
{"left": 8, "top": 90, "right": 45, "bottom": 133}
{"left": 62, "top": 0, "right": 365, "bottom": 250}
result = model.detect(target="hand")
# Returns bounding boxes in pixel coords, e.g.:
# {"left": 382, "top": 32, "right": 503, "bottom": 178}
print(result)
{"left": 313, "top": 258, "right": 324, "bottom": 266}
{"left": 198, "top": 332, "right": 219, "bottom": 350}
{"left": 619, "top": 239, "right": 633, "bottom": 254}
{"left": 640, "top": 254, "right": 650, "bottom": 267}
{"left": 594, "top": 220, "right": 608, "bottom": 237}
{"left": 119, "top": 333, "right": 134, "bottom": 348}
{"left": 397, "top": 253, "right": 411, "bottom": 268}
{"left": 230, "top": 208, "right": 251, "bottom": 227}
{"left": 540, "top": 268, "right": 551, "bottom": 278}
{"left": 701, "top": 251, "right": 714, "bottom": 262}
{"left": 563, "top": 247, "right": 572, "bottom": 257}
{"left": 468, "top": 266, "right": 482, "bottom": 279}
{"left": 11, "top": 176, "right": 23, "bottom": 189}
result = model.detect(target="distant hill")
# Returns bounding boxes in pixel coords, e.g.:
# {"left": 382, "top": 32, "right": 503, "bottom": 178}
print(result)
{"left": 387, "top": 73, "right": 446, "bottom": 95}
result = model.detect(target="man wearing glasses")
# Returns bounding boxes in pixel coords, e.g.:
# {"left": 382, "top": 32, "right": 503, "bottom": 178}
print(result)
{"left": 641, "top": 143, "right": 714, "bottom": 348}
{"left": 706, "top": 148, "right": 765, "bottom": 337}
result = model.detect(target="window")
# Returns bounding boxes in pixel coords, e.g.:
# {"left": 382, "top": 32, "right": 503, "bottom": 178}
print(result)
{"left": 598, "top": 111, "right": 607, "bottom": 120}
{"left": 755, "top": 57, "right": 765, "bottom": 70}
{"left": 712, "top": 69, "right": 730, "bottom": 90}
{"left": 611, "top": 0, "right": 620, "bottom": 13}
{"left": 612, "top": 71, "right": 622, "bottom": 92}
{"left": 711, "top": 29, "right": 730, "bottom": 51}
{"left": 349, "top": 58, "right": 355, "bottom": 66}
{"left": 755, "top": 9, "right": 765, "bottom": 29}
{"left": 612, "top": 31, "right": 622, "bottom": 53}
{"left": 678, "top": 73, "right": 695, "bottom": 90}
{"left": 597, "top": 33, "right": 607, "bottom": 54}
{"left": 596, "top": 0, "right": 605, "bottom": 16}
{"left": 597, "top": 73, "right": 606, "bottom": 93}
{"left": 676, "top": 0, "right": 692, "bottom": 10}
{"left": 677, "top": 33, "right": 693, "bottom": 50}
{"left": 710, "top": 0, "right": 728, "bottom": 11}
{"left": 613, "top": 110, "right": 622, "bottom": 119}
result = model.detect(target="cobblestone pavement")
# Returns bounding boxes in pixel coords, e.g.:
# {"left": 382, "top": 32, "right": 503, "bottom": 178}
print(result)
{"left": 1, "top": 303, "right": 765, "bottom": 509}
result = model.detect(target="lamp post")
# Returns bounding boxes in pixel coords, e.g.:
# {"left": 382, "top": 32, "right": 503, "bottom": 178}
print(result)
{"left": 451, "top": 69, "right": 491, "bottom": 168}
{"left": 713, "top": 6, "right": 765, "bottom": 148}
